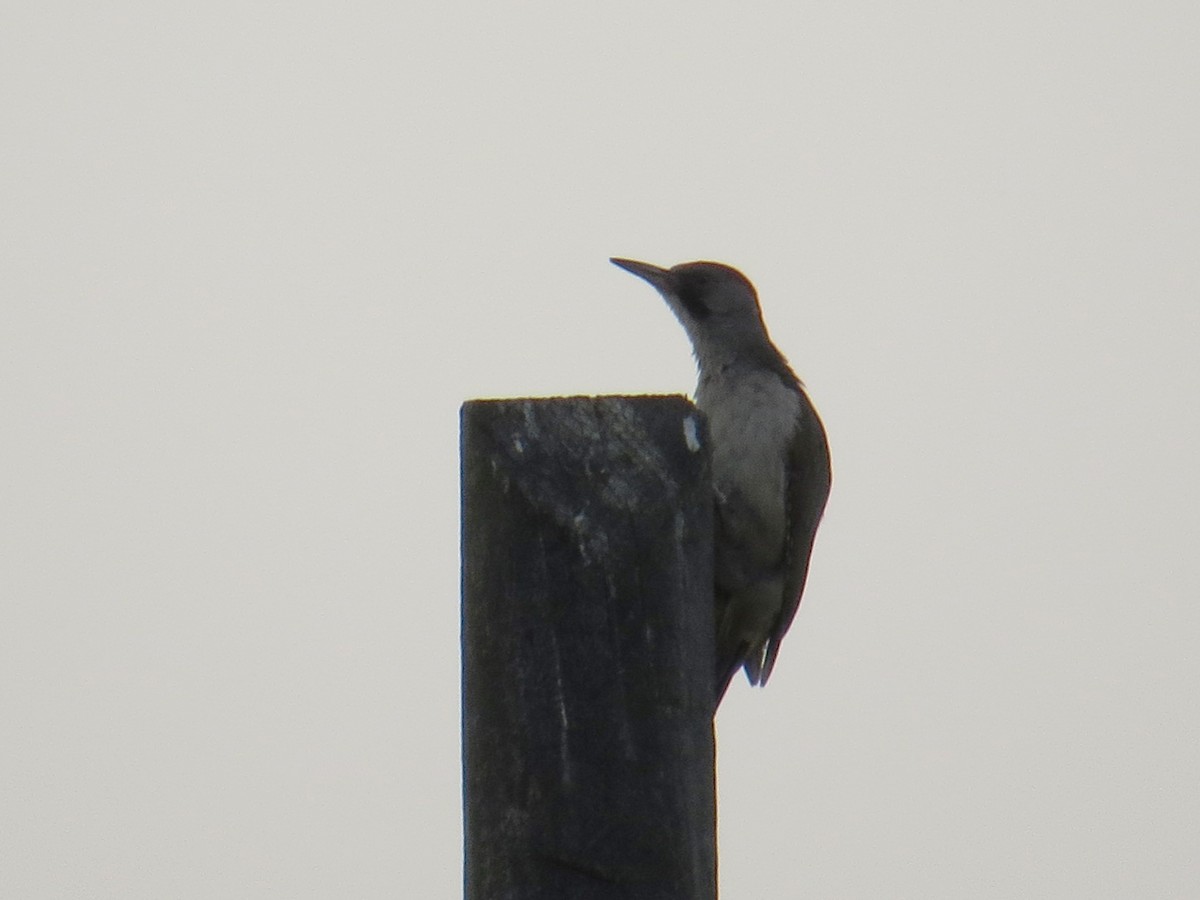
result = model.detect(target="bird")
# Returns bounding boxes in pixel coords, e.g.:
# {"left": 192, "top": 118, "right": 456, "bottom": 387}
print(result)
{"left": 610, "top": 258, "right": 831, "bottom": 706}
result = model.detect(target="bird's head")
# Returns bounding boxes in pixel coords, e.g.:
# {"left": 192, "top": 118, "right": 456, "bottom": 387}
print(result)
{"left": 610, "top": 258, "right": 772, "bottom": 369}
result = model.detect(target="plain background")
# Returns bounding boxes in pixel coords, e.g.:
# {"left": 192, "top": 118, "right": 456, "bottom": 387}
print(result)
{"left": 3, "top": 2, "right": 1198, "bottom": 897}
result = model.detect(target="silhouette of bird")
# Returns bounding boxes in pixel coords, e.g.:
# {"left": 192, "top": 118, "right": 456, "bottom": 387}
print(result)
{"left": 611, "top": 258, "right": 831, "bottom": 704}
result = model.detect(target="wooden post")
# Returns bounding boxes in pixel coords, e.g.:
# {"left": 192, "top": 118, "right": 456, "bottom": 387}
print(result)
{"left": 461, "top": 396, "right": 716, "bottom": 900}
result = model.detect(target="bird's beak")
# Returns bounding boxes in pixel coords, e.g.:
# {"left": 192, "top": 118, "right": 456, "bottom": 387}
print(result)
{"left": 610, "top": 257, "right": 672, "bottom": 292}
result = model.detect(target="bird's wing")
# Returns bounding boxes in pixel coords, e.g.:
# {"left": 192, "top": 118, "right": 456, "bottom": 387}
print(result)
{"left": 760, "top": 398, "right": 832, "bottom": 684}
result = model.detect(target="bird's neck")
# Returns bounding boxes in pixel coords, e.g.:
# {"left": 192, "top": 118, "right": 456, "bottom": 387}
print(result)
{"left": 694, "top": 331, "right": 787, "bottom": 372}
{"left": 694, "top": 337, "right": 798, "bottom": 392}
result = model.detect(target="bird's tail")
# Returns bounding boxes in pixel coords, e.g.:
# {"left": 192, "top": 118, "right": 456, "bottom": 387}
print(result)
{"left": 715, "top": 643, "right": 768, "bottom": 708}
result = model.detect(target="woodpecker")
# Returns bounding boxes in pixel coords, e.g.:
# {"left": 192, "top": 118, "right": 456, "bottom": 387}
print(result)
{"left": 611, "top": 258, "right": 831, "bottom": 705}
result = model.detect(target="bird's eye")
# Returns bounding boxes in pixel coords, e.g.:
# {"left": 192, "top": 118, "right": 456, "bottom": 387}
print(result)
{"left": 676, "top": 281, "right": 712, "bottom": 320}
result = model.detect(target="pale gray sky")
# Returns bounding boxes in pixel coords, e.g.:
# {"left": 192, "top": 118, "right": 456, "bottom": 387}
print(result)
{"left": 3, "top": 2, "right": 1198, "bottom": 897}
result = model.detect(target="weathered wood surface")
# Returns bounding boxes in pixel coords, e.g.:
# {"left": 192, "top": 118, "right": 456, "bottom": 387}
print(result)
{"left": 461, "top": 396, "right": 716, "bottom": 900}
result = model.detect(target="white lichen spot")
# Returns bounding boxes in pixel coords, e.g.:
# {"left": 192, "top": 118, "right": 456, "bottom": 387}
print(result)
{"left": 573, "top": 512, "right": 591, "bottom": 565}
{"left": 512, "top": 436, "right": 525, "bottom": 454}
{"left": 682, "top": 414, "right": 702, "bottom": 452}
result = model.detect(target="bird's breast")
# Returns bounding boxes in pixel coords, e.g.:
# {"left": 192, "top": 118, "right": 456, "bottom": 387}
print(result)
{"left": 696, "top": 370, "right": 800, "bottom": 552}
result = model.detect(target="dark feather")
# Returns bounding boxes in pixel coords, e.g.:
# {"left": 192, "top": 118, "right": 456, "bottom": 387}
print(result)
{"left": 761, "top": 392, "right": 831, "bottom": 684}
